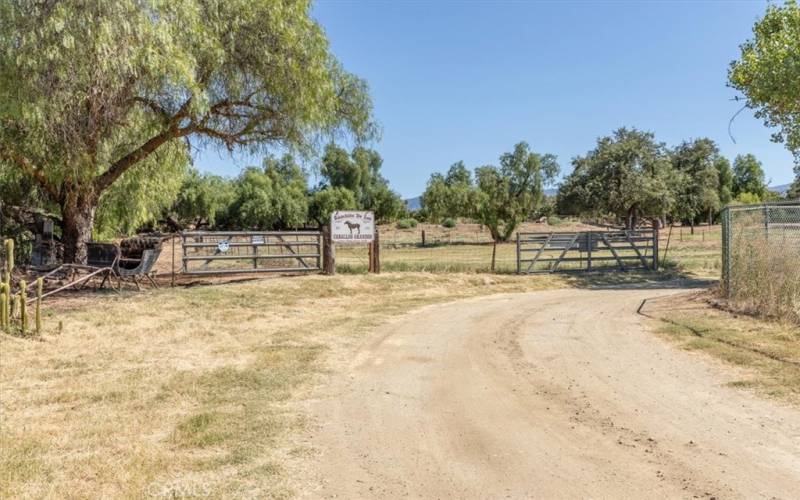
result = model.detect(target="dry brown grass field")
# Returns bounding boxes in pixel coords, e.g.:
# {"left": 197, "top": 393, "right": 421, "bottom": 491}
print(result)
{"left": 5, "top": 223, "right": 795, "bottom": 498}
{"left": 1, "top": 273, "right": 568, "bottom": 498}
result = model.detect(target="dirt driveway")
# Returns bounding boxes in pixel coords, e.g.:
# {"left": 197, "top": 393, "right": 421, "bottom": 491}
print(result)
{"left": 297, "top": 288, "right": 800, "bottom": 499}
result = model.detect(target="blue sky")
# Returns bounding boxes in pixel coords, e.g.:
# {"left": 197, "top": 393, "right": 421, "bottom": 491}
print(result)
{"left": 195, "top": 0, "right": 796, "bottom": 198}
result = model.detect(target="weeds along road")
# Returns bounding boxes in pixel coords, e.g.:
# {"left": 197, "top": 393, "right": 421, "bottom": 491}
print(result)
{"left": 298, "top": 288, "right": 800, "bottom": 499}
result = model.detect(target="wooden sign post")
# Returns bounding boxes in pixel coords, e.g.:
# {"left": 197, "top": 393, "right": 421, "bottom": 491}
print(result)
{"left": 322, "top": 225, "right": 335, "bottom": 275}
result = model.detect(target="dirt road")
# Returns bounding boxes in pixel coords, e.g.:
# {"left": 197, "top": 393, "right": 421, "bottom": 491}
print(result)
{"left": 300, "top": 288, "right": 800, "bottom": 499}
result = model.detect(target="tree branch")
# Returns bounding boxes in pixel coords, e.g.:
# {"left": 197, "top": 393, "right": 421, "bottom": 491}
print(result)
{"left": 0, "top": 146, "right": 61, "bottom": 202}
{"left": 94, "top": 96, "right": 197, "bottom": 193}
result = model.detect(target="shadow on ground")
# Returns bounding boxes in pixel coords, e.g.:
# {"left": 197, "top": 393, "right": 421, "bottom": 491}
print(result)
{"left": 563, "top": 270, "right": 717, "bottom": 291}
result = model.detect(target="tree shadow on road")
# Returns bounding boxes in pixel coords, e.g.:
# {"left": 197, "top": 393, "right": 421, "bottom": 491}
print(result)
{"left": 562, "top": 270, "right": 716, "bottom": 291}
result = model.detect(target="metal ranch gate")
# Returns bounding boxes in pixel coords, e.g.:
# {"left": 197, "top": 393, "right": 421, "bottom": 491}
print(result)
{"left": 516, "top": 229, "right": 658, "bottom": 274}
{"left": 181, "top": 231, "right": 322, "bottom": 275}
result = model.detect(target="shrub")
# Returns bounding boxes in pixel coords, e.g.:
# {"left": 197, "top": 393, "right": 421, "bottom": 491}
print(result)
{"left": 441, "top": 218, "right": 456, "bottom": 228}
{"left": 547, "top": 215, "right": 565, "bottom": 226}
{"left": 396, "top": 218, "right": 418, "bottom": 229}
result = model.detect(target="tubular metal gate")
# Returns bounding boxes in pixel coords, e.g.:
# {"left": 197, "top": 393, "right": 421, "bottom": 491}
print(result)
{"left": 516, "top": 229, "right": 658, "bottom": 274}
{"left": 181, "top": 231, "right": 322, "bottom": 275}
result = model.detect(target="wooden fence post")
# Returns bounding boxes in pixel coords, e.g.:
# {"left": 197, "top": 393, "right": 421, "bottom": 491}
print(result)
{"left": 373, "top": 229, "right": 380, "bottom": 274}
{"left": 171, "top": 234, "right": 176, "bottom": 287}
{"left": 421, "top": 229, "right": 426, "bottom": 247}
{"left": 652, "top": 226, "right": 659, "bottom": 270}
{"left": 323, "top": 225, "right": 335, "bottom": 275}
{"left": 368, "top": 239, "right": 373, "bottom": 273}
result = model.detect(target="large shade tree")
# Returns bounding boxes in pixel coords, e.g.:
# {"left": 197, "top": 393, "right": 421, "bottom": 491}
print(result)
{"left": 557, "top": 128, "right": 675, "bottom": 229}
{"left": 729, "top": 0, "right": 800, "bottom": 164}
{"left": 732, "top": 153, "right": 769, "bottom": 200}
{"left": 421, "top": 161, "right": 478, "bottom": 222}
{"left": 318, "top": 144, "right": 403, "bottom": 221}
{"left": 475, "top": 142, "right": 559, "bottom": 242}
{"left": 670, "top": 138, "right": 723, "bottom": 226}
{"left": 225, "top": 155, "right": 309, "bottom": 230}
{"left": 0, "top": 0, "right": 373, "bottom": 263}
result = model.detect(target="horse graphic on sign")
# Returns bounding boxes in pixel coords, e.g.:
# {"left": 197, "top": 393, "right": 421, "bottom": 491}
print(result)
{"left": 344, "top": 221, "right": 361, "bottom": 235}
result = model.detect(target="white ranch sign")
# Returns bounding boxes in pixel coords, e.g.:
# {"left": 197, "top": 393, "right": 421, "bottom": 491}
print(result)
{"left": 331, "top": 211, "right": 375, "bottom": 244}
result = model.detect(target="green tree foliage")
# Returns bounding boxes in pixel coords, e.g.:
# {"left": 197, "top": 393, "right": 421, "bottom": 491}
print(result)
{"left": 789, "top": 166, "right": 800, "bottom": 199}
{"left": 308, "top": 187, "right": 357, "bottom": 225}
{"left": 169, "top": 169, "right": 235, "bottom": 229}
{"left": 319, "top": 144, "right": 403, "bottom": 221}
{"left": 0, "top": 162, "right": 51, "bottom": 261}
{"left": 729, "top": 1, "right": 800, "bottom": 163}
{"left": 716, "top": 157, "right": 735, "bottom": 207}
{"left": 94, "top": 143, "right": 187, "bottom": 238}
{"left": 421, "top": 162, "right": 478, "bottom": 221}
{"left": 671, "top": 138, "right": 722, "bottom": 225}
{"left": 557, "top": 128, "right": 675, "bottom": 228}
{"left": 475, "top": 142, "right": 559, "bottom": 241}
{"left": 0, "top": 0, "right": 373, "bottom": 263}
{"left": 732, "top": 154, "right": 769, "bottom": 200}
{"left": 226, "top": 155, "right": 309, "bottom": 230}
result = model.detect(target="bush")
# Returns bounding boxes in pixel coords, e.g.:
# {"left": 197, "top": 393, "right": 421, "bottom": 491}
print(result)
{"left": 441, "top": 218, "right": 457, "bottom": 228}
{"left": 547, "top": 215, "right": 565, "bottom": 226}
{"left": 396, "top": 218, "right": 418, "bottom": 229}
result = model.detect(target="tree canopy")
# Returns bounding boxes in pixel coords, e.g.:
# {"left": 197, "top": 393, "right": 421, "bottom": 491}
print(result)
{"left": 318, "top": 144, "right": 404, "bottom": 221}
{"left": 670, "top": 138, "right": 723, "bottom": 225}
{"left": 0, "top": 0, "right": 373, "bottom": 262}
{"left": 421, "top": 162, "right": 478, "bottom": 222}
{"left": 729, "top": 0, "right": 800, "bottom": 164}
{"left": 226, "top": 155, "right": 309, "bottom": 230}
{"left": 732, "top": 153, "right": 769, "bottom": 200}
{"left": 557, "top": 128, "right": 674, "bottom": 228}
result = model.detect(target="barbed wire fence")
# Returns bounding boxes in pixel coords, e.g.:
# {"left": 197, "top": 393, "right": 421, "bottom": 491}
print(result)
{"left": 721, "top": 202, "right": 800, "bottom": 323}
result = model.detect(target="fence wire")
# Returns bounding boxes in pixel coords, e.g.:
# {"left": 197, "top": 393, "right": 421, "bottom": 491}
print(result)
{"left": 721, "top": 202, "right": 800, "bottom": 323}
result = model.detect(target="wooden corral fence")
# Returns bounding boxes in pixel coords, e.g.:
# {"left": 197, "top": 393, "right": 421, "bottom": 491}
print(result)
{"left": 516, "top": 229, "right": 658, "bottom": 274}
{"left": 181, "top": 231, "right": 323, "bottom": 275}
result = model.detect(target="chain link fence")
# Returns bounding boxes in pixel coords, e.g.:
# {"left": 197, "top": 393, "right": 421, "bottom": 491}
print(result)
{"left": 721, "top": 202, "right": 800, "bottom": 323}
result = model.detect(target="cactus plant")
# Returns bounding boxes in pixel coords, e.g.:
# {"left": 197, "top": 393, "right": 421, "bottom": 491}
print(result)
{"left": 9, "top": 291, "right": 17, "bottom": 320}
{"left": 19, "top": 280, "right": 27, "bottom": 334}
{"left": 0, "top": 290, "right": 7, "bottom": 333}
{"left": 4, "top": 238, "right": 13, "bottom": 277}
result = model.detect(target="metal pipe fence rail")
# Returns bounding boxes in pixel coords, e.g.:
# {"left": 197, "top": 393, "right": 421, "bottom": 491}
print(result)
{"left": 181, "top": 231, "right": 322, "bottom": 275}
{"left": 516, "top": 229, "right": 658, "bottom": 274}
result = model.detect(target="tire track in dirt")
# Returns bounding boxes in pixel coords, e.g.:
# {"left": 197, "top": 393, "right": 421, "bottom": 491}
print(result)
{"left": 298, "top": 288, "right": 800, "bottom": 499}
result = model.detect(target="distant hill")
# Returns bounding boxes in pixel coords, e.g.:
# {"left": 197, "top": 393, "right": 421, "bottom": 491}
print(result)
{"left": 769, "top": 183, "right": 791, "bottom": 196}
{"left": 405, "top": 196, "right": 422, "bottom": 211}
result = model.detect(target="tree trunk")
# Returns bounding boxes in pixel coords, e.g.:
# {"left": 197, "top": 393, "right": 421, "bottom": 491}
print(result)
{"left": 626, "top": 206, "right": 636, "bottom": 230}
{"left": 61, "top": 191, "right": 97, "bottom": 264}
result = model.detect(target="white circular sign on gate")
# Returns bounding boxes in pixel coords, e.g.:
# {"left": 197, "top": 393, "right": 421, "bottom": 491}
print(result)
{"left": 217, "top": 240, "right": 230, "bottom": 252}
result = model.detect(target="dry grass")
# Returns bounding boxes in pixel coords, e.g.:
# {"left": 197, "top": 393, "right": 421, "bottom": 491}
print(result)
{"left": 1, "top": 272, "right": 570, "bottom": 498}
{"left": 658, "top": 225, "right": 721, "bottom": 278}
{"left": 644, "top": 292, "right": 800, "bottom": 405}
{"left": 726, "top": 234, "right": 800, "bottom": 324}
{"left": 377, "top": 219, "right": 602, "bottom": 246}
